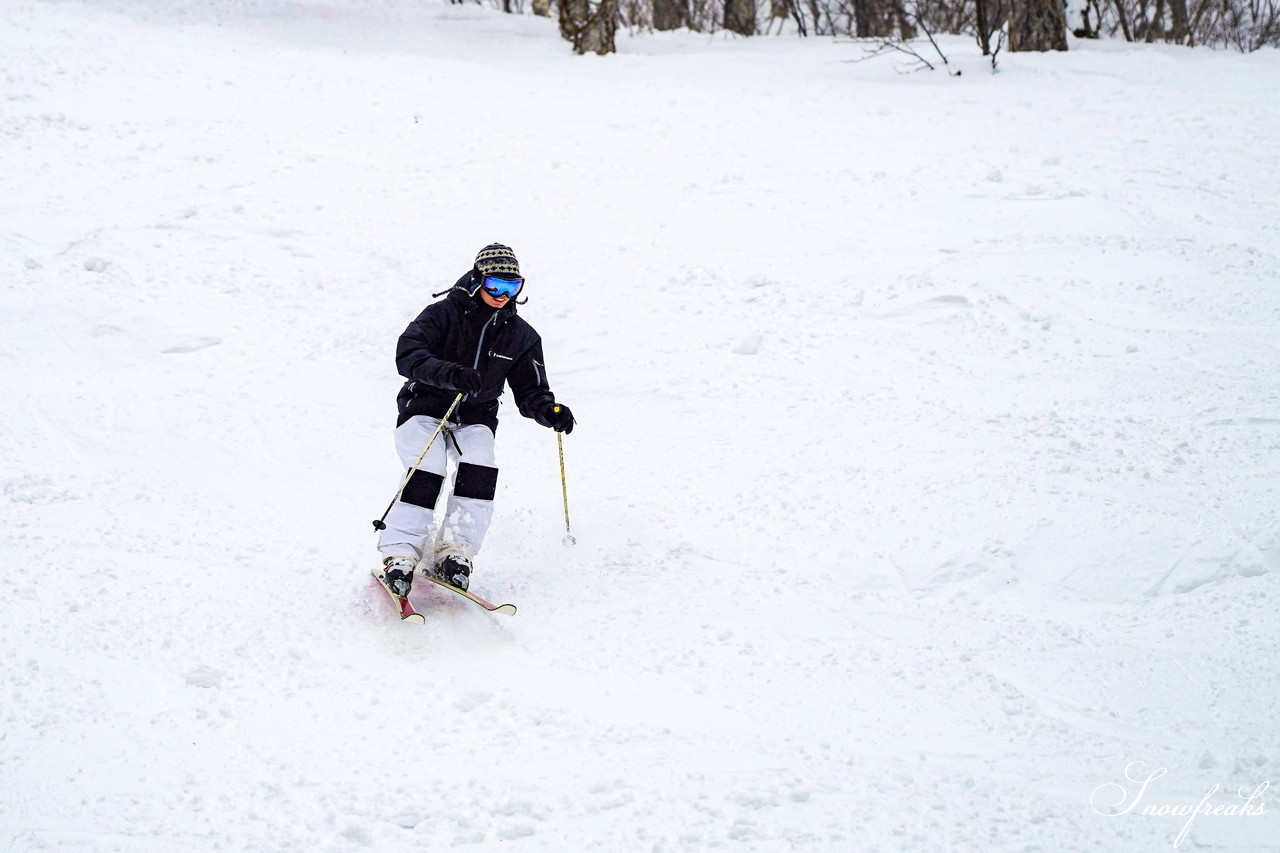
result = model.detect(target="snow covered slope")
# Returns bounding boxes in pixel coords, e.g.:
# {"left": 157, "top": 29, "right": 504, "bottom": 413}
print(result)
{"left": 2, "top": 1, "right": 1278, "bottom": 850}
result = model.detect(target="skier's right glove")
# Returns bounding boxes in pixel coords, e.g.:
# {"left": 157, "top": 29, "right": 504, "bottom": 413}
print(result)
{"left": 448, "top": 365, "right": 484, "bottom": 395}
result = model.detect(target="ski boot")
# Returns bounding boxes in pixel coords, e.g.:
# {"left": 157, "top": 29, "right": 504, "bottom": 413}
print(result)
{"left": 433, "top": 555, "right": 472, "bottom": 591}
{"left": 381, "top": 555, "right": 417, "bottom": 598}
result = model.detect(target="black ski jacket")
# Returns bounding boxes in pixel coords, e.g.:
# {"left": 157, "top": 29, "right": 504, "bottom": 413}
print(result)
{"left": 394, "top": 272, "right": 557, "bottom": 432}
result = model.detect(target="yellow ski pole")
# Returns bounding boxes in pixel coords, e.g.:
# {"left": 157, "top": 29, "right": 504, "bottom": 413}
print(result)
{"left": 372, "top": 393, "right": 463, "bottom": 531}
{"left": 555, "top": 406, "right": 576, "bottom": 546}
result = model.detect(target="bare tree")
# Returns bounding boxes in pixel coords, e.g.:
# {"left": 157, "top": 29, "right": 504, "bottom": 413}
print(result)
{"left": 1098, "top": 0, "right": 1279, "bottom": 47}
{"left": 774, "top": 0, "right": 811, "bottom": 34}
{"left": 654, "top": 0, "right": 689, "bottom": 28}
{"left": 559, "top": 0, "right": 619, "bottom": 52}
{"left": 975, "top": 0, "right": 996, "bottom": 49}
{"left": 724, "top": 0, "right": 757, "bottom": 33}
{"left": 854, "top": 0, "right": 896, "bottom": 35}
{"left": 545, "top": 0, "right": 1276, "bottom": 54}
{"left": 1007, "top": 0, "right": 1069, "bottom": 48}
{"left": 1167, "top": 0, "right": 1190, "bottom": 38}
{"left": 862, "top": 4, "right": 957, "bottom": 70}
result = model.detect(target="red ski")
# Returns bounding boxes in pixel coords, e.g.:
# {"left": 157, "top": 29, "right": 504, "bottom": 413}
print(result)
{"left": 371, "top": 568, "right": 426, "bottom": 624}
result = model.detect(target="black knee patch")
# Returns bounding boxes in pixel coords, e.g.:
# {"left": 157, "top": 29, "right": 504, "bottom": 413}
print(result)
{"left": 401, "top": 469, "right": 444, "bottom": 509}
{"left": 454, "top": 463, "right": 498, "bottom": 501}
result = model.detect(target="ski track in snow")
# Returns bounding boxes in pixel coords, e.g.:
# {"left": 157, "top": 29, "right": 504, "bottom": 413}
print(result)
{"left": 2, "top": 1, "right": 1279, "bottom": 850}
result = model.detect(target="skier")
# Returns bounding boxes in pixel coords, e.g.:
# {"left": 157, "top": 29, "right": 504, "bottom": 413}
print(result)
{"left": 377, "top": 243, "right": 575, "bottom": 597}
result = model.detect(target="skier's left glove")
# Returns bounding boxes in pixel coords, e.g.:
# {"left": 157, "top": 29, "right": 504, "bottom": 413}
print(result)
{"left": 538, "top": 403, "right": 575, "bottom": 434}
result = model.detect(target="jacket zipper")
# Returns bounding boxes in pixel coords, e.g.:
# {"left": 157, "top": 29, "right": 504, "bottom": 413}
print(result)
{"left": 456, "top": 313, "right": 499, "bottom": 420}
{"left": 473, "top": 313, "right": 498, "bottom": 370}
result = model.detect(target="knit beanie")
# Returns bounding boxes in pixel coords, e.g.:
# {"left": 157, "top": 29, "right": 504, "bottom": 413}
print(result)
{"left": 474, "top": 243, "right": 521, "bottom": 279}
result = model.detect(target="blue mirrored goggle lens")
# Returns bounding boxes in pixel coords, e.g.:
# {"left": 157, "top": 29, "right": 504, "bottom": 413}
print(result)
{"left": 481, "top": 275, "right": 523, "bottom": 298}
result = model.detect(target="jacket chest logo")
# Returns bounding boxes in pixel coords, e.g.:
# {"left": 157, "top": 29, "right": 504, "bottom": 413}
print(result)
{"left": 489, "top": 350, "right": 514, "bottom": 361}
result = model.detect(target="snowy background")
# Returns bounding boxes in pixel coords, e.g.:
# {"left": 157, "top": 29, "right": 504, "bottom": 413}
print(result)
{"left": 3, "top": 1, "right": 1279, "bottom": 850}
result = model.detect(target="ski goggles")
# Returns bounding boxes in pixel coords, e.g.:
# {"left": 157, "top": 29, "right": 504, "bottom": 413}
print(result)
{"left": 480, "top": 275, "right": 524, "bottom": 299}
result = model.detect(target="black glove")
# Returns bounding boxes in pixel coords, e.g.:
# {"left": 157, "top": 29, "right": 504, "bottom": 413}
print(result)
{"left": 449, "top": 365, "right": 484, "bottom": 395}
{"left": 540, "top": 403, "right": 575, "bottom": 434}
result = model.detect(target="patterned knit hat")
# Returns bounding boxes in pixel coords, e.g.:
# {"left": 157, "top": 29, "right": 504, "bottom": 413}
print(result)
{"left": 474, "top": 243, "right": 521, "bottom": 279}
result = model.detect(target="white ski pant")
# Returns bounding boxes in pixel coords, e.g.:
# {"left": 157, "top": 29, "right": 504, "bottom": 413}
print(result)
{"left": 377, "top": 416, "right": 498, "bottom": 564}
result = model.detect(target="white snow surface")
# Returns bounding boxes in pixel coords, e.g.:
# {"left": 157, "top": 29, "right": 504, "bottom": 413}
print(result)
{"left": 3, "top": 2, "right": 1279, "bottom": 850}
